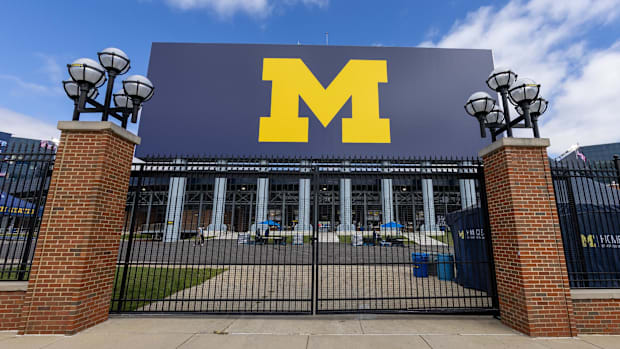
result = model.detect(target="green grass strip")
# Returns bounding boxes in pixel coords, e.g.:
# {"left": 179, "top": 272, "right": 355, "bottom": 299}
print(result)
{"left": 112, "top": 266, "right": 225, "bottom": 312}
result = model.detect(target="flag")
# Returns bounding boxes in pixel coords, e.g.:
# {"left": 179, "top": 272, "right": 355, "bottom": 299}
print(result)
{"left": 576, "top": 150, "right": 587, "bottom": 163}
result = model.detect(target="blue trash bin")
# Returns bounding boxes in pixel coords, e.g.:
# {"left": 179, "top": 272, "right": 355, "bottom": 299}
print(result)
{"left": 411, "top": 252, "right": 429, "bottom": 277}
{"left": 436, "top": 253, "right": 454, "bottom": 281}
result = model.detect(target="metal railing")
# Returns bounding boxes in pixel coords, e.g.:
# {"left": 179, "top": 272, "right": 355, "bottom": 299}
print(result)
{"left": 551, "top": 157, "right": 620, "bottom": 288}
{"left": 0, "top": 145, "right": 54, "bottom": 281}
{"left": 110, "top": 156, "right": 498, "bottom": 314}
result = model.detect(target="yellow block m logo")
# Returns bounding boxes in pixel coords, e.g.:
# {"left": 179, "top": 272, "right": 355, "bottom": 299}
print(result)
{"left": 259, "top": 58, "right": 390, "bottom": 143}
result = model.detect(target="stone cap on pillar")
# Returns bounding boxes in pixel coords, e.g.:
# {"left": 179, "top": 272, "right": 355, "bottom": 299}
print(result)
{"left": 58, "top": 121, "right": 141, "bottom": 145}
{"left": 479, "top": 137, "right": 550, "bottom": 158}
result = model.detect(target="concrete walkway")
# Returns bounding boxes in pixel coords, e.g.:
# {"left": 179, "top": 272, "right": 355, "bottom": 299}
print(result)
{"left": 0, "top": 315, "right": 618, "bottom": 349}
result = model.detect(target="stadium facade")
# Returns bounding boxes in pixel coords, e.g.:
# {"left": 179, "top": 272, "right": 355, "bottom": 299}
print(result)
{"left": 132, "top": 43, "right": 494, "bottom": 240}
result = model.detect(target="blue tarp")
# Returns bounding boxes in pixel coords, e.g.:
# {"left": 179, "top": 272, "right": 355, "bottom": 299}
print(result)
{"left": 258, "top": 220, "right": 280, "bottom": 227}
{"left": 381, "top": 221, "right": 404, "bottom": 228}
{"left": 446, "top": 207, "right": 492, "bottom": 292}
{"left": 0, "top": 192, "right": 40, "bottom": 216}
{"left": 555, "top": 177, "right": 620, "bottom": 288}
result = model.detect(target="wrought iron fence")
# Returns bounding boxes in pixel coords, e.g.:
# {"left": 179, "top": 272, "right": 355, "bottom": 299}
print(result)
{"left": 111, "top": 156, "right": 498, "bottom": 314}
{"left": 0, "top": 144, "right": 54, "bottom": 281}
{"left": 551, "top": 157, "right": 620, "bottom": 288}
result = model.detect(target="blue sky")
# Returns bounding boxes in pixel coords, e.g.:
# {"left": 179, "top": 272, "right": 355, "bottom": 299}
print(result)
{"left": 1, "top": 0, "right": 620, "bottom": 155}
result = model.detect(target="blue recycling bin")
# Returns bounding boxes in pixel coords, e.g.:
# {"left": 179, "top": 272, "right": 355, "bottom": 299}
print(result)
{"left": 436, "top": 253, "right": 454, "bottom": 281}
{"left": 411, "top": 252, "right": 429, "bottom": 277}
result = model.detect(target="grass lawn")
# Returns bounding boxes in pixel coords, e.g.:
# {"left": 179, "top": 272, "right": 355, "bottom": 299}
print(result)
{"left": 0, "top": 267, "right": 29, "bottom": 281}
{"left": 112, "top": 266, "right": 225, "bottom": 311}
{"left": 432, "top": 231, "right": 454, "bottom": 246}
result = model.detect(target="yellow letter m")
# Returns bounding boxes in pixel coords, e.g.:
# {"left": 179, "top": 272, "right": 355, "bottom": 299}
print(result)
{"left": 258, "top": 58, "right": 390, "bottom": 143}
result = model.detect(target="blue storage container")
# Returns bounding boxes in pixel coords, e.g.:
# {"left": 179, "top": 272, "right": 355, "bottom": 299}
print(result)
{"left": 436, "top": 253, "right": 454, "bottom": 281}
{"left": 411, "top": 252, "right": 429, "bottom": 277}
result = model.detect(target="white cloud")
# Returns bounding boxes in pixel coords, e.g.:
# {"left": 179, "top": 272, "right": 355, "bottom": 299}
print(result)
{"left": 421, "top": 0, "right": 620, "bottom": 155}
{"left": 164, "top": 0, "right": 327, "bottom": 18}
{"left": 544, "top": 43, "right": 620, "bottom": 151}
{"left": 0, "top": 107, "right": 59, "bottom": 141}
{"left": 0, "top": 74, "right": 57, "bottom": 96}
{"left": 35, "top": 53, "right": 63, "bottom": 83}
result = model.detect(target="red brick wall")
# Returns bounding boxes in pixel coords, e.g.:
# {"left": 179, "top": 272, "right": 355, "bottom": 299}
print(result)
{"left": 18, "top": 127, "right": 136, "bottom": 335}
{"left": 573, "top": 299, "right": 620, "bottom": 334}
{"left": 482, "top": 141, "right": 576, "bottom": 337}
{"left": 0, "top": 290, "right": 25, "bottom": 330}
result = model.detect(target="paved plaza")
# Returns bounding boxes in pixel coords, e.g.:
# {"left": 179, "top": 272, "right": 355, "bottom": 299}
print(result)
{"left": 138, "top": 265, "right": 491, "bottom": 313}
{"left": 1, "top": 315, "right": 617, "bottom": 349}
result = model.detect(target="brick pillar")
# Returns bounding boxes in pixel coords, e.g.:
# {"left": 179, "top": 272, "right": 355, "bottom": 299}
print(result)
{"left": 19, "top": 121, "right": 140, "bottom": 335}
{"left": 480, "top": 138, "right": 576, "bottom": 337}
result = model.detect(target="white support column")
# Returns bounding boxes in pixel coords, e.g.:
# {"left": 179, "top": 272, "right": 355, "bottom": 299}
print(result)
{"left": 251, "top": 160, "right": 269, "bottom": 233}
{"left": 253, "top": 178, "right": 269, "bottom": 233}
{"left": 380, "top": 160, "right": 394, "bottom": 233}
{"left": 380, "top": 178, "right": 394, "bottom": 230}
{"left": 338, "top": 161, "right": 355, "bottom": 233}
{"left": 338, "top": 178, "right": 355, "bottom": 233}
{"left": 295, "top": 160, "right": 312, "bottom": 233}
{"left": 459, "top": 161, "right": 478, "bottom": 209}
{"left": 164, "top": 159, "right": 186, "bottom": 242}
{"left": 207, "top": 160, "right": 228, "bottom": 233}
{"left": 207, "top": 177, "right": 227, "bottom": 233}
{"left": 421, "top": 161, "right": 438, "bottom": 233}
{"left": 295, "top": 178, "right": 312, "bottom": 233}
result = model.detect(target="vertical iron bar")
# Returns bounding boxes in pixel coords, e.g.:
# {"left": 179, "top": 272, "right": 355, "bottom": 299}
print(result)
{"left": 116, "top": 164, "right": 143, "bottom": 313}
{"left": 102, "top": 72, "right": 116, "bottom": 122}
{"left": 613, "top": 155, "right": 620, "bottom": 186}
{"left": 312, "top": 164, "right": 319, "bottom": 315}
{"left": 532, "top": 116, "right": 540, "bottom": 138}
{"left": 500, "top": 89, "right": 513, "bottom": 137}
{"left": 72, "top": 101, "right": 80, "bottom": 121}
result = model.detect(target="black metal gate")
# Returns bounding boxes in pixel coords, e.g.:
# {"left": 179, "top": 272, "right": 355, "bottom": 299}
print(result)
{"left": 0, "top": 145, "right": 54, "bottom": 281}
{"left": 111, "top": 157, "right": 498, "bottom": 315}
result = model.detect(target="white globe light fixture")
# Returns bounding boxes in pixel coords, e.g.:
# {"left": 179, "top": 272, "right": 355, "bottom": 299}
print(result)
{"left": 63, "top": 80, "right": 98, "bottom": 100}
{"left": 464, "top": 91, "right": 496, "bottom": 137}
{"left": 485, "top": 107, "right": 505, "bottom": 127}
{"left": 97, "top": 47, "right": 130, "bottom": 75}
{"left": 516, "top": 97, "right": 548, "bottom": 138}
{"left": 486, "top": 67, "right": 518, "bottom": 136}
{"left": 464, "top": 67, "right": 547, "bottom": 140}
{"left": 113, "top": 90, "right": 134, "bottom": 109}
{"left": 508, "top": 78, "right": 540, "bottom": 128}
{"left": 112, "top": 90, "right": 135, "bottom": 128}
{"left": 122, "top": 75, "right": 154, "bottom": 122}
{"left": 68, "top": 58, "right": 106, "bottom": 88}
{"left": 97, "top": 48, "right": 131, "bottom": 121}
{"left": 63, "top": 48, "right": 152, "bottom": 127}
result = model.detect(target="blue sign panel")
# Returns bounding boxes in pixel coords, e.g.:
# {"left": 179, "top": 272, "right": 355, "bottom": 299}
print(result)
{"left": 137, "top": 43, "right": 494, "bottom": 157}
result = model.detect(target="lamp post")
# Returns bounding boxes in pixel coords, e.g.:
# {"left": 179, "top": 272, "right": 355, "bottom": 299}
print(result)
{"left": 464, "top": 91, "right": 496, "bottom": 138}
{"left": 465, "top": 68, "right": 547, "bottom": 140}
{"left": 486, "top": 67, "right": 517, "bottom": 137}
{"left": 63, "top": 48, "right": 153, "bottom": 128}
{"left": 516, "top": 97, "right": 547, "bottom": 138}
{"left": 508, "top": 78, "right": 540, "bottom": 128}
{"left": 484, "top": 107, "right": 505, "bottom": 142}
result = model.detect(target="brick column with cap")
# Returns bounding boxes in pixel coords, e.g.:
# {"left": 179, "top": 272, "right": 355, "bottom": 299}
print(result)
{"left": 480, "top": 138, "right": 576, "bottom": 337}
{"left": 18, "top": 121, "right": 140, "bottom": 335}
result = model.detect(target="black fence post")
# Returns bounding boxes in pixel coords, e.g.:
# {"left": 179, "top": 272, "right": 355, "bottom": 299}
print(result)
{"left": 477, "top": 162, "right": 500, "bottom": 312}
{"left": 614, "top": 155, "right": 620, "bottom": 186}
{"left": 311, "top": 162, "right": 319, "bottom": 315}
{"left": 115, "top": 164, "right": 144, "bottom": 313}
